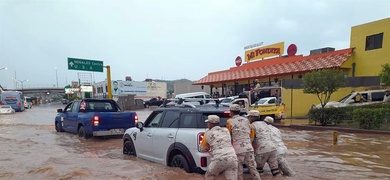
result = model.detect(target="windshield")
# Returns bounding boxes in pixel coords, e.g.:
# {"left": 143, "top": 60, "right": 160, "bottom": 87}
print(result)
{"left": 339, "top": 93, "right": 353, "bottom": 103}
{"left": 221, "top": 98, "right": 232, "bottom": 103}
{"left": 257, "top": 99, "right": 268, "bottom": 104}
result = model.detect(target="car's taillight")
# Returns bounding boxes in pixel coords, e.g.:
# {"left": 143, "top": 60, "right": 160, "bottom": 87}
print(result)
{"left": 224, "top": 110, "right": 230, "bottom": 114}
{"left": 134, "top": 114, "right": 138, "bottom": 123}
{"left": 197, "top": 132, "right": 205, "bottom": 152}
{"left": 18, "top": 102, "right": 21, "bottom": 107}
{"left": 201, "top": 157, "right": 207, "bottom": 167}
{"left": 1, "top": 102, "right": 4, "bottom": 105}
{"left": 92, "top": 116, "right": 99, "bottom": 126}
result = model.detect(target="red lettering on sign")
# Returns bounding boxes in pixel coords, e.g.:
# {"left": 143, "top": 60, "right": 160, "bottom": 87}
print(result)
{"left": 247, "top": 48, "right": 281, "bottom": 60}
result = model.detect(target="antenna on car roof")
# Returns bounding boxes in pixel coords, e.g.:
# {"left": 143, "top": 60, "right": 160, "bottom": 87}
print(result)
{"left": 178, "top": 98, "right": 185, "bottom": 105}
{"left": 162, "top": 98, "right": 169, "bottom": 107}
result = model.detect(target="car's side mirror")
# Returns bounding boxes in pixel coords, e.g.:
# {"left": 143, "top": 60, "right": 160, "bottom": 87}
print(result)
{"left": 136, "top": 122, "right": 144, "bottom": 132}
{"left": 57, "top": 109, "right": 63, "bottom": 113}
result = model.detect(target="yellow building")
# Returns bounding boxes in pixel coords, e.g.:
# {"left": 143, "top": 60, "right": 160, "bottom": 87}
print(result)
{"left": 343, "top": 18, "right": 390, "bottom": 77}
{"left": 194, "top": 18, "right": 390, "bottom": 118}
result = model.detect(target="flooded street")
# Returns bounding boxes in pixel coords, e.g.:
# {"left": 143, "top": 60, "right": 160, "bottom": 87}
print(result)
{"left": 0, "top": 103, "right": 389, "bottom": 180}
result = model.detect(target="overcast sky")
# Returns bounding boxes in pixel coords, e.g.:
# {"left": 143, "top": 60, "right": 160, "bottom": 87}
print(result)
{"left": 0, "top": 0, "right": 389, "bottom": 89}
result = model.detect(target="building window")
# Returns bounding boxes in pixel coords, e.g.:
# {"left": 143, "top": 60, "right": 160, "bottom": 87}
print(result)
{"left": 365, "top": 33, "right": 383, "bottom": 51}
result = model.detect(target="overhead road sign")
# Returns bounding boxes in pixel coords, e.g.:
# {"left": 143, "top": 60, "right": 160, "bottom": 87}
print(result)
{"left": 68, "top": 57, "right": 103, "bottom": 72}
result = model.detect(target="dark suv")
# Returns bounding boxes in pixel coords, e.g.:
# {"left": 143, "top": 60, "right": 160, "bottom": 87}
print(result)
{"left": 123, "top": 102, "right": 232, "bottom": 173}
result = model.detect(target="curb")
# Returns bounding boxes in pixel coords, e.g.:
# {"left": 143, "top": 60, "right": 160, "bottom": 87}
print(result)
{"left": 273, "top": 124, "right": 390, "bottom": 135}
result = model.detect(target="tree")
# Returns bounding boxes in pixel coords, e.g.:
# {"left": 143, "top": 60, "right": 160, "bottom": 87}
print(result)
{"left": 379, "top": 63, "right": 390, "bottom": 86}
{"left": 302, "top": 69, "right": 347, "bottom": 108}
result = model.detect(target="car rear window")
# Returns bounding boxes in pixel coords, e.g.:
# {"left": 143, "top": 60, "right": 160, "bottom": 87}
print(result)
{"left": 199, "top": 112, "right": 231, "bottom": 128}
{"left": 85, "top": 101, "right": 119, "bottom": 111}
{"left": 372, "top": 92, "right": 385, "bottom": 102}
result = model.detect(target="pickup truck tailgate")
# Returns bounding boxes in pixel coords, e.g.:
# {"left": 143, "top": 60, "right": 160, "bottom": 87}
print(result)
{"left": 93, "top": 112, "right": 136, "bottom": 130}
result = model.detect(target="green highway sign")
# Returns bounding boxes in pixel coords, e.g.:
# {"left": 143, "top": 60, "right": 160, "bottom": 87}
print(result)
{"left": 68, "top": 58, "right": 104, "bottom": 72}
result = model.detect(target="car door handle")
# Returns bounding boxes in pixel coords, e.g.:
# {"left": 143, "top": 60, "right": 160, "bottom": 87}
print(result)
{"left": 167, "top": 135, "right": 174, "bottom": 139}
{"left": 147, "top": 133, "right": 152, "bottom": 137}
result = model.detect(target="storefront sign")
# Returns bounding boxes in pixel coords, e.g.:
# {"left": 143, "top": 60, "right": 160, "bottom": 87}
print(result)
{"left": 80, "top": 86, "right": 93, "bottom": 92}
{"left": 112, "top": 80, "right": 147, "bottom": 95}
{"left": 287, "top": 44, "right": 297, "bottom": 56}
{"left": 245, "top": 42, "right": 284, "bottom": 62}
{"left": 244, "top": 42, "right": 264, "bottom": 50}
{"left": 235, "top": 56, "right": 242, "bottom": 66}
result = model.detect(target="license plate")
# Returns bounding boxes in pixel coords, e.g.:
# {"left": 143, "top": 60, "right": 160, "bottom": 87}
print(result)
{"left": 111, "top": 129, "right": 123, "bottom": 134}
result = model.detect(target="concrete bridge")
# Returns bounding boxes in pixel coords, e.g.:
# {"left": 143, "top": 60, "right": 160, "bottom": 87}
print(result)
{"left": 1, "top": 85, "right": 65, "bottom": 104}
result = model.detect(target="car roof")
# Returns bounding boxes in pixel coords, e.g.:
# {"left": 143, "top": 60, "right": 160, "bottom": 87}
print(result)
{"left": 156, "top": 104, "right": 230, "bottom": 113}
{"left": 260, "top": 97, "right": 276, "bottom": 100}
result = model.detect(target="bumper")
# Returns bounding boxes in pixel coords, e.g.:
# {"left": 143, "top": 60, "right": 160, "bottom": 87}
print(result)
{"left": 192, "top": 167, "right": 206, "bottom": 174}
{"left": 92, "top": 129, "right": 125, "bottom": 136}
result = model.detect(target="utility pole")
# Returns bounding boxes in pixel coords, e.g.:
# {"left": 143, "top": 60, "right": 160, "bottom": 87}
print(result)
{"left": 54, "top": 67, "right": 58, "bottom": 87}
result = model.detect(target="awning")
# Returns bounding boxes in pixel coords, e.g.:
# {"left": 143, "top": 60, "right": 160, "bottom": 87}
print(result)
{"left": 194, "top": 48, "right": 353, "bottom": 85}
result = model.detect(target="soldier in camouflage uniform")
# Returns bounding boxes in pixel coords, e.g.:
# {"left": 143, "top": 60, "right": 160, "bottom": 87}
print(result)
{"left": 264, "top": 116, "right": 295, "bottom": 176}
{"left": 227, "top": 104, "right": 261, "bottom": 180}
{"left": 248, "top": 111, "right": 281, "bottom": 176}
{"left": 199, "top": 115, "right": 238, "bottom": 180}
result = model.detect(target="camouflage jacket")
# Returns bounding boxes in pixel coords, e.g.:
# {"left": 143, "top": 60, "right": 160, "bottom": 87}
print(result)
{"left": 199, "top": 126, "right": 236, "bottom": 161}
{"left": 269, "top": 124, "right": 287, "bottom": 155}
{"left": 227, "top": 115, "right": 254, "bottom": 154}
{"left": 252, "top": 121, "right": 276, "bottom": 154}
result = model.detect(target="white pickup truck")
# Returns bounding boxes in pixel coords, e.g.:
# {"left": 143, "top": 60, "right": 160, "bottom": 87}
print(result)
{"left": 315, "top": 89, "right": 387, "bottom": 108}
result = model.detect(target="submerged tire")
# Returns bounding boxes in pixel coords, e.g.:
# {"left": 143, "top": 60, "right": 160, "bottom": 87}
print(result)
{"left": 78, "top": 126, "right": 91, "bottom": 139}
{"left": 123, "top": 139, "right": 137, "bottom": 156}
{"left": 170, "top": 154, "right": 191, "bottom": 173}
{"left": 55, "top": 122, "right": 64, "bottom": 132}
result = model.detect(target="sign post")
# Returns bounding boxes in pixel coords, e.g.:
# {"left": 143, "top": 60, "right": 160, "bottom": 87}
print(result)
{"left": 105, "top": 66, "right": 113, "bottom": 99}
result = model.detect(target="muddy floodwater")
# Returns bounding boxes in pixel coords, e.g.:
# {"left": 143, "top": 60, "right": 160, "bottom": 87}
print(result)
{"left": 0, "top": 103, "right": 389, "bottom": 180}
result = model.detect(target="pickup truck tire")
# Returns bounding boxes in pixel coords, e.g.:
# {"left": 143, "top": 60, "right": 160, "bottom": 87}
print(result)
{"left": 170, "top": 154, "right": 190, "bottom": 173}
{"left": 123, "top": 139, "right": 137, "bottom": 156}
{"left": 55, "top": 122, "right": 64, "bottom": 132}
{"left": 78, "top": 126, "right": 91, "bottom": 139}
{"left": 144, "top": 104, "right": 149, "bottom": 108}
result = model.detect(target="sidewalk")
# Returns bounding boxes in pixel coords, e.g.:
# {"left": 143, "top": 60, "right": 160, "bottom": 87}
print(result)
{"left": 274, "top": 119, "right": 390, "bottom": 135}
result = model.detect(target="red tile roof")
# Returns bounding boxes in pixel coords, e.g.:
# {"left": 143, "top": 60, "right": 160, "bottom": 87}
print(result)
{"left": 194, "top": 48, "right": 353, "bottom": 85}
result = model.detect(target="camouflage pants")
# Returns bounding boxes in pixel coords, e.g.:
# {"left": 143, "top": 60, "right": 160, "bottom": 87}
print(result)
{"left": 277, "top": 153, "right": 295, "bottom": 176}
{"left": 255, "top": 150, "right": 280, "bottom": 176}
{"left": 205, "top": 156, "right": 238, "bottom": 180}
{"left": 237, "top": 152, "right": 261, "bottom": 180}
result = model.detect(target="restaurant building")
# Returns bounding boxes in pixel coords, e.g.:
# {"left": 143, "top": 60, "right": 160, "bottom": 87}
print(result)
{"left": 194, "top": 18, "right": 390, "bottom": 118}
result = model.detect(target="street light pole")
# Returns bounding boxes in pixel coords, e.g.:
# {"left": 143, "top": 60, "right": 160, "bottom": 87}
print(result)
{"left": 15, "top": 79, "right": 28, "bottom": 90}
{"left": 54, "top": 67, "right": 58, "bottom": 87}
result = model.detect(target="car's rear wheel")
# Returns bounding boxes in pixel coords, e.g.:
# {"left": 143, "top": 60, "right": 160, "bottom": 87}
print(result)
{"left": 123, "top": 139, "right": 137, "bottom": 156}
{"left": 78, "top": 126, "right": 91, "bottom": 139}
{"left": 171, "top": 154, "right": 191, "bottom": 173}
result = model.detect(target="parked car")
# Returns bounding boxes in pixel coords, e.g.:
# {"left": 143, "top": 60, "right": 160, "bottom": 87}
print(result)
{"left": 24, "top": 96, "right": 33, "bottom": 109}
{"left": 253, "top": 97, "right": 279, "bottom": 106}
{"left": 143, "top": 98, "right": 165, "bottom": 108}
{"left": 54, "top": 99, "right": 138, "bottom": 139}
{"left": 315, "top": 89, "right": 387, "bottom": 108}
{"left": 123, "top": 101, "right": 235, "bottom": 173}
{"left": 219, "top": 96, "right": 238, "bottom": 106}
{"left": 0, "top": 105, "right": 16, "bottom": 114}
{"left": 61, "top": 99, "right": 69, "bottom": 105}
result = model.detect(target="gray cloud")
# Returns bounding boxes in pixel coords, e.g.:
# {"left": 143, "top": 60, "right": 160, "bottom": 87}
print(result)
{"left": 1, "top": 0, "right": 389, "bottom": 89}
